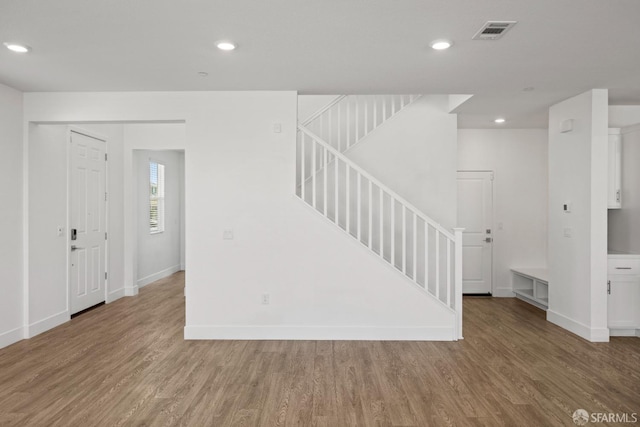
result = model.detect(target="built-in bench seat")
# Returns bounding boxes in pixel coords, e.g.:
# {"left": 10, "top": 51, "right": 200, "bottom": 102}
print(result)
{"left": 511, "top": 268, "right": 548, "bottom": 310}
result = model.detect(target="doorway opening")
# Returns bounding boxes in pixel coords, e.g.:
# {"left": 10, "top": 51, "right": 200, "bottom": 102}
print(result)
{"left": 133, "top": 149, "right": 185, "bottom": 290}
{"left": 25, "top": 121, "right": 186, "bottom": 336}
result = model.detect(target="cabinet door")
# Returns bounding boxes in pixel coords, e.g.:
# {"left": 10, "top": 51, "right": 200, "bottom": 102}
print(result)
{"left": 608, "top": 278, "right": 638, "bottom": 328}
{"left": 608, "top": 132, "right": 621, "bottom": 209}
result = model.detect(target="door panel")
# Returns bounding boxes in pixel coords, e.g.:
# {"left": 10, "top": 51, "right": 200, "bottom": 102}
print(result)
{"left": 457, "top": 171, "right": 493, "bottom": 294}
{"left": 462, "top": 246, "right": 484, "bottom": 281}
{"left": 70, "top": 131, "right": 106, "bottom": 314}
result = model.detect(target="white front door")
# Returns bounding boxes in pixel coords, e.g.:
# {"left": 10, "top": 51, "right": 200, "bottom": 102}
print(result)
{"left": 457, "top": 171, "right": 493, "bottom": 294}
{"left": 70, "top": 130, "right": 107, "bottom": 314}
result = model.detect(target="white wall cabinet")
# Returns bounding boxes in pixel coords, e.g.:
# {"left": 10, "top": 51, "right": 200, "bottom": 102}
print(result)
{"left": 608, "top": 254, "right": 640, "bottom": 337}
{"left": 608, "top": 129, "right": 622, "bottom": 209}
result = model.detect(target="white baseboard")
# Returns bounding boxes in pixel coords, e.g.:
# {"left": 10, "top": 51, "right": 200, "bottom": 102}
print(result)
{"left": 547, "top": 310, "right": 610, "bottom": 342}
{"left": 124, "top": 286, "right": 139, "bottom": 296}
{"left": 27, "top": 310, "right": 70, "bottom": 339}
{"left": 493, "top": 287, "right": 516, "bottom": 298}
{"left": 609, "top": 328, "right": 640, "bottom": 337}
{"left": 106, "top": 288, "right": 126, "bottom": 303}
{"left": 0, "top": 326, "right": 23, "bottom": 349}
{"left": 184, "top": 325, "right": 457, "bottom": 341}
{"left": 137, "top": 264, "right": 181, "bottom": 288}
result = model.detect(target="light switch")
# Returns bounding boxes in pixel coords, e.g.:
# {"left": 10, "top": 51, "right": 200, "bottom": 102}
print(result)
{"left": 564, "top": 227, "right": 572, "bottom": 238}
{"left": 223, "top": 229, "right": 234, "bottom": 240}
{"left": 57, "top": 226, "right": 64, "bottom": 237}
{"left": 273, "top": 123, "right": 282, "bottom": 133}
{"left": 560, "top": 119, "right": 574, "bottom": 133}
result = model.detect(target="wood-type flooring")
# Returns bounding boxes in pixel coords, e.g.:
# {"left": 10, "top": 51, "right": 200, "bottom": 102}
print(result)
{"left": 1, "top": 272, "right": 638, "bottom": 426}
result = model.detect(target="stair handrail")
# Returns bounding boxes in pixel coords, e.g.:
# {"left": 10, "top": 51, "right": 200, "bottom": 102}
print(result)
{"left": 300, "top": 95, "right": 347, "bottom": 127}
{"left": 298, "top": 124, "right": 455, "bottom": 241}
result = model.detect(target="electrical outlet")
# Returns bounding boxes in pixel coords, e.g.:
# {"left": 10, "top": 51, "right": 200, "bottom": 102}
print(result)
{"left": 261, "top": 293, "right": 270, "bottom": 305}
{"left": 564, "top": 227, "right": 572, "bottom": 238}
{"left": 223, "top": 229, "right": 234, "bottom": 240}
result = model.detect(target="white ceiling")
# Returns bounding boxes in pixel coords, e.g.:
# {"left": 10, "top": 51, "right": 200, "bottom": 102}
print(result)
{"left": 1, "top": 0, "right": 640, "bottom": 128}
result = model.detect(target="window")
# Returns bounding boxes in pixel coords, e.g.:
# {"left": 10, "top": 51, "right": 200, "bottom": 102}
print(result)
{"left": 149, "top": 161, "right": 165, "bottom": 233}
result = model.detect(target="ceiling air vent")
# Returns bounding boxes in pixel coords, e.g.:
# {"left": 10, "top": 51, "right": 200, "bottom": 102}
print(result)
{"left": 472, "top": 21, "right": 517, "bottom": 40}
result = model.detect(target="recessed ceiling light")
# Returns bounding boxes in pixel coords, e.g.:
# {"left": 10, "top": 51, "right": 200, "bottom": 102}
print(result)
{"left": 523, "top": 86, "right": 535, "bottom": 92}
{"left": 3, "top": 42, "right": 30, "bottom": 53}
{"left": 198, "top": 71, "right": 209, "bottom": 77}
{"left": 430, "top": 39, "right": 452, "bottom": 50}
{"left": 216, "top": 41, "right": 236, "bottom": 51}
{"left": 494, "top": 118, "right": 506, "bottom": 124}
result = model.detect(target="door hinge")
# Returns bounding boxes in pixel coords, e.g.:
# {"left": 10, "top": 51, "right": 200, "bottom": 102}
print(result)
{"left": 105, "top": 192, "right": 108, "bottom": 201}
{"left": 607, "top": 280, "right": 611, "bottom": 295}
{"left": 105, "top": 232, "right": 107, "bottom": 240}
{"left": 105, "top": 272, "right": 108, "bottom": 280}
{"left": 105, "top": 153, "right": 108, "bottom": 161}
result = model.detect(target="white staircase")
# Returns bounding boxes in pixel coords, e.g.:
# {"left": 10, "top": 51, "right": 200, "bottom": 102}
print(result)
{"left": 296, "top": 95, "right": 463, "bottom": 339}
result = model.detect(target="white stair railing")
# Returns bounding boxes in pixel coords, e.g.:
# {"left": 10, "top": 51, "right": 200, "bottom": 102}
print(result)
{"left": 301, "top": 95, "right": 421, "bottom": 154}
{"left": 296, "top": 124, "right": 463, "bottom": 338}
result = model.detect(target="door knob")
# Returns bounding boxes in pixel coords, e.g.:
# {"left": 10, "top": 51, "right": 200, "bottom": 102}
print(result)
{"left": 485, "top": 237, "right": 492, "bottom": 243}
{"left": 71, "top": 245, "right": 84, "bottom": 251}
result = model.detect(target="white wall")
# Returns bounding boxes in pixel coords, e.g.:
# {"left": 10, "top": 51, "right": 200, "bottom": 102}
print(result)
{"left": 0, "top": 83, "right": 24, "bottom": 348}
{"left": 135, "top": 149, "right": 183, "bottom": 287}
{"left": 26, "top": 124, "right": 126, "bottom": 337}
{"left": 23, "top": 91, "right": 456, "bottom": 340}
{"left": 458, "top": 129, "right": 548, "bottom": 296}
{"left": 179, "top": 151, "right": 185, "bottom": 270}
{"left": 346, "top": 95, "right": 458, "bottom": 230}
{"left": 547, "top": 89, "right": 609, "bottom": 342}
{"left": 608, "top": 124, "right": 640, "bottom": 253}
{"left": 28, "top": 124, "right": 70, "bottom": 335}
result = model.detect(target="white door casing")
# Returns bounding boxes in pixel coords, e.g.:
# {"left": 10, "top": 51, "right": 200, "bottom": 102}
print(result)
{"left": 69, "top": 130, "right": 107, "bottom": 314}
{"left": 457, "top": 171, "right": 493, "bottom": 294}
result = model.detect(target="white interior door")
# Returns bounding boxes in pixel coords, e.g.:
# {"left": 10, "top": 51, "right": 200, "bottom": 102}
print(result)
{"left": 70, "top": 130, "right": 106, "bottom": 314}
{"left": 457, "top": 171, "right": 493, "bottom": 294}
